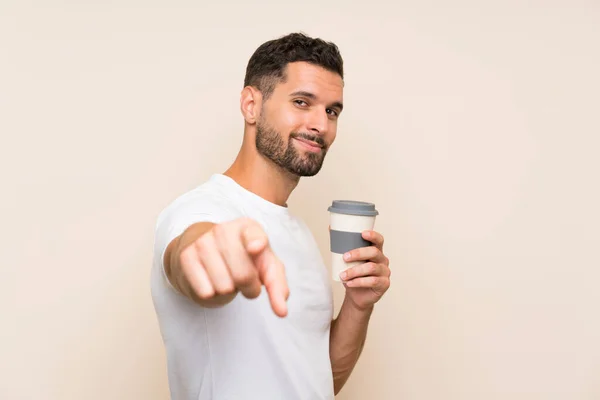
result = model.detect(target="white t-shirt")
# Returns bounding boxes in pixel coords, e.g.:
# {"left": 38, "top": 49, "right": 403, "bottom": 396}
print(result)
{"left": 151, "top": 173, "right": 335, "bottom": 400}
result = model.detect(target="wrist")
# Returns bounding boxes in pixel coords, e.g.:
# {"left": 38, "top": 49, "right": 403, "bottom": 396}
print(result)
{"left": 342, "top": 296, "right": 374, "bottom": 317}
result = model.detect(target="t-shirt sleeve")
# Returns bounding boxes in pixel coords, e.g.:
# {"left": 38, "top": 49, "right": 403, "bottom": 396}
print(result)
{"left": 153, "top": 191, "right": 241, "bottom": 292}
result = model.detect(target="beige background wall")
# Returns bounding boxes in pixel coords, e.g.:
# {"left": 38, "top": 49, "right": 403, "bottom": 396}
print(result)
{"left": 2, "top": 1, "right": 599, "bottom": 399}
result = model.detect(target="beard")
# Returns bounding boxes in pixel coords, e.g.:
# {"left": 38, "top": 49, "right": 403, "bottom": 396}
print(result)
{"left": 255, "top": 118, "right": 328, "bottom": 177}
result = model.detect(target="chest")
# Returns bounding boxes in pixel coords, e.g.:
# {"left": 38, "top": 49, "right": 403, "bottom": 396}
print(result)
{"left": 263, "top": 217, "right": 334, "bottom": 329}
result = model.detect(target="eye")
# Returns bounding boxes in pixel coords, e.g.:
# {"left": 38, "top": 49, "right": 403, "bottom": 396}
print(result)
{"left": 326, "top": 108, "right": 339, "bottom": 117}
{"left": 294, "top": 99, "right": 308, "bottom": 107}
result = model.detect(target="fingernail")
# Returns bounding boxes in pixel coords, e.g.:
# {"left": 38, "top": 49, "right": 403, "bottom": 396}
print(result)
{"left": 340, "top": 271, "right": 347, "bottom": 280}
{"left": 344, "top": 253, "right": 350, "bottom": 260}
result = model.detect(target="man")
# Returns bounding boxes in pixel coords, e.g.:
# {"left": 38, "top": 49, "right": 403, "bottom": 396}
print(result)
{"left": 151, "top": 32, "right": 391, "bottom": 400}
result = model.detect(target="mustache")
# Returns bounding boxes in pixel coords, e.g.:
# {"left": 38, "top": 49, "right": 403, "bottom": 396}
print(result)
{"left": 290, "top": 132, "right": 326, "bottom": 148}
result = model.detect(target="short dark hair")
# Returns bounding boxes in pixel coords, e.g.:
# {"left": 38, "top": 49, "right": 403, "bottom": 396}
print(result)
{"left": 243, "top": 32, "right": 344, "bottom": 100}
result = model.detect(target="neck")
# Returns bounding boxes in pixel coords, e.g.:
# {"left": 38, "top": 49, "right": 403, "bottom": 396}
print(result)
{"left": 223, "top": 134, "right": 300, "bottom": 208}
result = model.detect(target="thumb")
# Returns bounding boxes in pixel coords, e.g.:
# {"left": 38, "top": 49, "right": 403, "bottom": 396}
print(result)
{"left": 240, "top": 221, "right": 269, "bottom": 255}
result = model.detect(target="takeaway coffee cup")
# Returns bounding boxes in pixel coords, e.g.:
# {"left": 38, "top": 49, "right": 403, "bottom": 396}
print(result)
{"left": 328, "top": 200, "right": 379, "bottom": 281}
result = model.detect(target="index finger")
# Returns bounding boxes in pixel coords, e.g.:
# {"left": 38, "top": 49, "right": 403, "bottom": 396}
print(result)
{"left": 363, "top": 230, "right": 384, "bottom": 250}
{"left": 253, "top": 246, "right": 289, "bottom": 317}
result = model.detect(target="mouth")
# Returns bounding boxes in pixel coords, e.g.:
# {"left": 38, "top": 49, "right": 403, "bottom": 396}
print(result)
{"left": 293, "top": 137, "right": 324, "bottom": 153}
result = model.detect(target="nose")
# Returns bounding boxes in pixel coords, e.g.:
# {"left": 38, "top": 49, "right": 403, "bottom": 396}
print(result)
{"left": 307, "top": 108, "right": 328, "bottom": 136}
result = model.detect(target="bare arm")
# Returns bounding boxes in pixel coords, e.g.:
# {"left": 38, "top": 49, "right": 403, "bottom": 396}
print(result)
{"left": 328, "top": 228, "right": 391, "bottom": 395}
{"left": 329, "top": 298, "right": 373, "bottom": 395}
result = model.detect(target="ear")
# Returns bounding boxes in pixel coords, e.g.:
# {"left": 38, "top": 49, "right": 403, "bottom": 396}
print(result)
{"left": 240, "top": 86, "right": 262, "bottom": 124}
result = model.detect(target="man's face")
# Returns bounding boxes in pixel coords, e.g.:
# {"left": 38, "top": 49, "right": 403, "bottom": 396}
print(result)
{"left": 255, "top": 61, "right": 344, "bottom": 177}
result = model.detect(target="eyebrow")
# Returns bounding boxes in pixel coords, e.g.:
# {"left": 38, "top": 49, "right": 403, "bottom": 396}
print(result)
{"left": 289, "top": 90, "right": 344, "bottom": 112}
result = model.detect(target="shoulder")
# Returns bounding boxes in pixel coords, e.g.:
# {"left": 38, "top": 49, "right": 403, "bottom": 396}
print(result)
{"left": 159, "top": 177, "right": 243, "bottom": 224}
{"left": 153, "top": 177, "right": 247, "bottom": 249}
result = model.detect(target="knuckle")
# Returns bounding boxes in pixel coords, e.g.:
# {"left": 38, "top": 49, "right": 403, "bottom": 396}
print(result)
{"left": 239, "top": 216, "right": 253, "bottom": 224}
{"left": 233, "top": 269, "right": 257, "bottom": 286}
{"left": 211, "top": 223, "right": 225, "bottom": 238}
{"left": 220, "top": 219, "right": 235, "bottom": 230}
{"left": 178, "top": 251, "right": 193, "bottom": 271}
{"left": 195, "top": 235, "right": 210, "bottom": 251}
{"left": 178, "top": 251, "right": 187, "bottom": 266}
{"left": 282, "top": 285, "right": 290, "bottom": 300}
{"left": 257, "top": 226, "right": 268, "bottom": 239}
{"left": 368, "top": 262, "right": 378, "bottom": 274}
{"left": 244, "top": 288, "right": 261, "bottom": 299}
{"left": 215, "top": 281, "right": 235, "bottom": 295}
{"left": 250, "top": 219, "right": 265, "bottom": 231}
{"left": 238, "top": 217, "right": 256, "bottom": 229}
